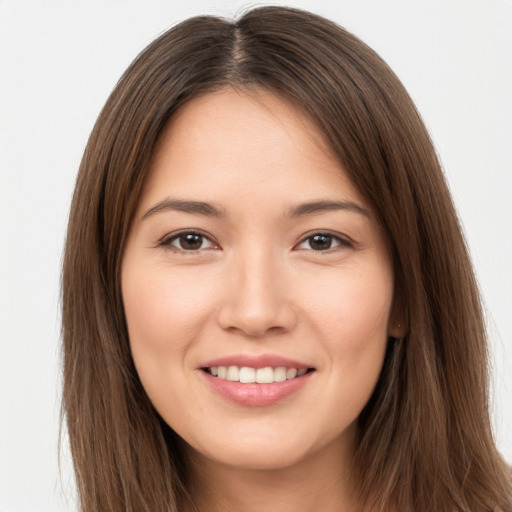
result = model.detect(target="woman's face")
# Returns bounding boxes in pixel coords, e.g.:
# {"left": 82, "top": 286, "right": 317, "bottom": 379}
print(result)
{"left": 122, "top": 88, "right": 403, "bottom": 471}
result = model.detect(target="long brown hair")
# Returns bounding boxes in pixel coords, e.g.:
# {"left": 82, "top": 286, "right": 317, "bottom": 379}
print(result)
{"left": 62, "top": 6, "right": 511, "bottom": 511}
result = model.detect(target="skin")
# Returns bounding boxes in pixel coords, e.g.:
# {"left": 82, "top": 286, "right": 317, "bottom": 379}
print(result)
{"left": 122, "top": 88, "right": 405, "bottom": 512}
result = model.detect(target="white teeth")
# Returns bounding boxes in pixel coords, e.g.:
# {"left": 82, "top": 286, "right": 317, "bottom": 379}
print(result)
{"left": 256, "top": 366, "right": 274, "bottom": 384}
{"left": 286, "top": 368, "right": 297, "bottom": 379}
{"left": 274, "top": 367, "right": 287, "bottom": 382}
{"left": 239, "top": 366, "right": 256, "bottom": 383}
{"left": 226, "top": 366, "right": 239, "bottom": 381}
{"left": 208, "top": 365, "right": 309, "bottom": 383}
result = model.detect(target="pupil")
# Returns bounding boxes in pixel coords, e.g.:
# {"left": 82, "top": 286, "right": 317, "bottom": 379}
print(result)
{"left": 311, "top": 234, "right": 332, "bottom": 250}
{"left": 180, "top": 233, "right": 202, "bottom": 250}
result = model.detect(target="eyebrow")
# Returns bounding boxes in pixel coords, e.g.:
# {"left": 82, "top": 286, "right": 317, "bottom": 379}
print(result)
{"left": 287, "top": 200, "right": 369, "bottom": 218}
{"left": 142, "top": 198, "right": 369, "bottom": 220}
{"left": 142, "top": 199, "right": 226, "bottom": 219}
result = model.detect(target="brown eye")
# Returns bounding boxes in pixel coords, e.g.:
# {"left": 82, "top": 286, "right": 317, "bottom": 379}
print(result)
{"left": 295, "top": 232, "right": 350, "bottom": 252}
{"left": 179, "top": 233, "right": 203, "bottom": 250}
{"left": 308, "top": 234, "right": 334, "bottom": 250}
{"left": 163, "top": 231, "right": 217, "bottom": 252}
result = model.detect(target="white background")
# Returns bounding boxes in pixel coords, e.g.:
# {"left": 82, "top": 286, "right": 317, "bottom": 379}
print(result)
{"left": 0, "top": 1, "right": 511, "bottom": 510}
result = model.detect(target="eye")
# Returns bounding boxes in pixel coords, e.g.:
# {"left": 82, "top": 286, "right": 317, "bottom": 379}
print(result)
{"left": 160, "top": 231, "right": 219, "bottom": 252}
{"left": 295, "top": 232, "right": 350, "bottom": 251}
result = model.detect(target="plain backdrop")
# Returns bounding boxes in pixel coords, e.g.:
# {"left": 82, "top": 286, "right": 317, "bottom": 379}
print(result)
{"left": 1, "top": 0, "right": 511, "bottom": 510}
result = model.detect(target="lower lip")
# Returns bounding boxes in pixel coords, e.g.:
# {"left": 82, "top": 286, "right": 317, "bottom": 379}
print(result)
{"left": 201, "top": 370, "right": 314, "bottom": 406}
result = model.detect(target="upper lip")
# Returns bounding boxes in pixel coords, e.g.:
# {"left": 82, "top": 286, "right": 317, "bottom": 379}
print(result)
{"left": 200, "top": 353, "right": 314, "bottom": 370}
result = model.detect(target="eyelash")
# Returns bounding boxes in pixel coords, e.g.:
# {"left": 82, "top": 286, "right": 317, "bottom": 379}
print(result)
{"left": 158, "top": 230, "right": 219, "bottom": 254}
{"left": 158, "top": 230, "right": 352, "bottom": 254}
{"left": 295, "top": 231, "right": 352, "bottom": 252}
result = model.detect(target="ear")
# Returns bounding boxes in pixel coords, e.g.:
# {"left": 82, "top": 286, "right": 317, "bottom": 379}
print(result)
{"left": 388, "top": 285, "right": 408, "bottom": 339}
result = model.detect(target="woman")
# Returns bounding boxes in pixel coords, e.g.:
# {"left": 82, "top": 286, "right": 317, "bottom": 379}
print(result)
{"left": 62, "top": 6, "right": 512, "bottom": 512}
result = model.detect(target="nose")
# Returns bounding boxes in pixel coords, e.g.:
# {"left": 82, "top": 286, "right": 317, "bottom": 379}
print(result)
{"left": 216, "top": 250, "right": 297, "bottom": 337}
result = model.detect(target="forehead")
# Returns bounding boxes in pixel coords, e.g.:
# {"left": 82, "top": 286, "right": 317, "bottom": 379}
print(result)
{"left": 139, "top": 87, "right": 368, "bottom": 216}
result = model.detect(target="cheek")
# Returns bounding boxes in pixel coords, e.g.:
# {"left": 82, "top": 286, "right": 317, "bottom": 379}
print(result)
{"left": 121, "top": 265, "right": 219, "bottom": 424}
{"left": 123, "top": 266, "right": 214, "bottom": 349}
{"left": 301, "top": 262, "right": 393, "bottom": 399}
{"left": 304, "top": 262, "right": 393, "bottom": 344}
{"left": 121, "top": 264, "right": 221, "bottom": 400}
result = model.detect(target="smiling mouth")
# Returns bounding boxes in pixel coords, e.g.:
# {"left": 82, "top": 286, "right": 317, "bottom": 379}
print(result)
{"left": 203, "top": 366, "right": 315, "bottom": 384}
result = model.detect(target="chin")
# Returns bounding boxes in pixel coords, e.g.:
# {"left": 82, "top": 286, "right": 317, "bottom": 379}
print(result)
{"left": 194, "top": 440, "right": 311, "bottom": 471}
{"left": 180, "top": 420, "right": 353, "bottom": 473}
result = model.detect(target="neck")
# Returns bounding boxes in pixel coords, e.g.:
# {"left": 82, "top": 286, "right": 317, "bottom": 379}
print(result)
{"left": 182, "top": 432, "right": 362, "bottom": 512}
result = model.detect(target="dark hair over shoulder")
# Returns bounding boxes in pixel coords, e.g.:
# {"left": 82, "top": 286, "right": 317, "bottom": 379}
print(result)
{"left": 62, "top": 6, "right": 512, "bottom": 512}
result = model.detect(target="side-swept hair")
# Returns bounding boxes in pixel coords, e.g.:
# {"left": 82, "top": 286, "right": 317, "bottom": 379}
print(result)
{"left": 62, "top": 6, "right": 511, "bottom": 512}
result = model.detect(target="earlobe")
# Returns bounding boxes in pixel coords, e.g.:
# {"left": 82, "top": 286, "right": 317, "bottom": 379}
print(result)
{"left": 388, "top": 286, "right": 408, "bottom": 339}
{"left": 388, "top": 319, "right": 408, "bottom": 339}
